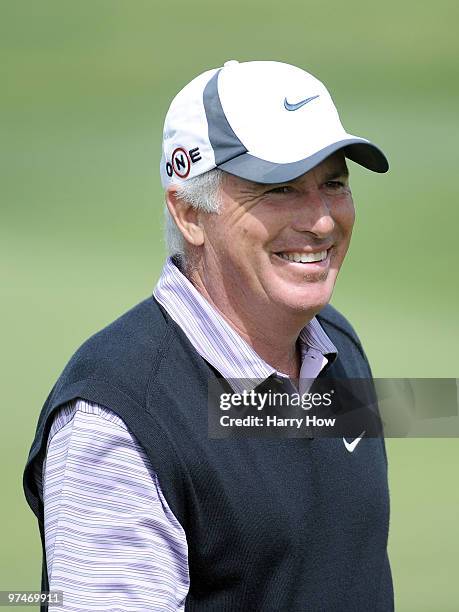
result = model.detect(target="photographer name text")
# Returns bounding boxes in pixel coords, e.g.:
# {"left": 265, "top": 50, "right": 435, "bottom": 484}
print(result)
{"left": 220, "top": 415, "right": 336, "bottom": 428}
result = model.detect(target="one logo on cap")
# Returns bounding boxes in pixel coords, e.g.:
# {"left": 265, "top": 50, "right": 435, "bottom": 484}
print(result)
{"left": 166, "top": 147, "right": 202, "bottom": 179}
{"left": 284, "top": 95, "right": 320, "bottom": 111}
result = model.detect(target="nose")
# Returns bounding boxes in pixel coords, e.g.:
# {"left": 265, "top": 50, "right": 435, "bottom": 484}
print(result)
{"left": 290, "top": 188, "right": 335, "bottom": 238}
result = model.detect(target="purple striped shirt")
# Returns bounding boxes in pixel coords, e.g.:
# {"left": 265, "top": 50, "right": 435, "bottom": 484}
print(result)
{"left": 43, "top": 257, "right": 337, "bottom": 610}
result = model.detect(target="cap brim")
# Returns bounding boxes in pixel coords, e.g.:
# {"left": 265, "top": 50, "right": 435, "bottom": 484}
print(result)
{"left": 217, "top": 138, "right": 388, "bottom": 184}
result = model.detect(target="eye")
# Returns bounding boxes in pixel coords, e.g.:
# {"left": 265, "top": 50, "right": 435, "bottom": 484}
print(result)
{"left": 266, "top": 185, "right": 293, "bottom": 194}
{"left": 324, "top": 180, "right": 345, "bottom": 190}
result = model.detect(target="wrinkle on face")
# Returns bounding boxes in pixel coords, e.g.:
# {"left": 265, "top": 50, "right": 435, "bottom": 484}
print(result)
{"left": 219, "top": 155, "right": 350, "bottom": 220}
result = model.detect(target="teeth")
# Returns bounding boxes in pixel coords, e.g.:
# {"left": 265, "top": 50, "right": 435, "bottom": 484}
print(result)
{"left": 278, "top": 250, "right": 327, "bottom": 263}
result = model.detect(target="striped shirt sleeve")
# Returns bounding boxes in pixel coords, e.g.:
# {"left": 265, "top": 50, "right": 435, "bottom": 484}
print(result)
{"left": 43, "top": 399, "right": 189, "bottom": 611}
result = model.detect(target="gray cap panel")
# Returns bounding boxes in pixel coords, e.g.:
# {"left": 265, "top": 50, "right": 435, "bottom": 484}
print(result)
{"left": 202, "top": 70, "right": 248, "bottom": 165}
{"left": 217, "top": 139, "right": 389, "bottom": 184}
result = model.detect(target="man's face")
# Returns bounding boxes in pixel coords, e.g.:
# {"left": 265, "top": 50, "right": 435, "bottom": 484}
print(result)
{"left": 198, "top": 152, "right": 355, "bottom": 323}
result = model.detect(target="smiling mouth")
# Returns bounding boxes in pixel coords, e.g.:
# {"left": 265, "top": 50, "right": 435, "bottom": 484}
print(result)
{"left": 275, "top": 250, "right": 329, "bottom": 263}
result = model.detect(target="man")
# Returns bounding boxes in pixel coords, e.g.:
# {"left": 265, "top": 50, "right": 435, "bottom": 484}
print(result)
{"left": 24, "top": 60, "right": 393, "bottom": 611}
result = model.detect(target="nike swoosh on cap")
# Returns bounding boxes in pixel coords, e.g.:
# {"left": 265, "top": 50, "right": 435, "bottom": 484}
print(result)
{"left": 343, "top": 431, "right": 365, "bottom": 453}
{"left": 283, "top": 95, "right": 320, "bottom": 111}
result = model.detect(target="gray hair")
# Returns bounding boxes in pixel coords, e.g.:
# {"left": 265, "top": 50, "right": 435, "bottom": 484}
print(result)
{"left": 164, "top": 168, "right": 224, "bottom": 261}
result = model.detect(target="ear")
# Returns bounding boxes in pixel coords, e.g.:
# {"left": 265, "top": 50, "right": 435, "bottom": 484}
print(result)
{"left": 165, "top": 186, "right": 204, "bottom": 247}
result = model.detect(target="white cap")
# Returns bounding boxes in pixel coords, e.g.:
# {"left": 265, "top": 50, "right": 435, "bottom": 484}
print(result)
{"left": 160, "top": 60, "right": 388, "bottom": 187}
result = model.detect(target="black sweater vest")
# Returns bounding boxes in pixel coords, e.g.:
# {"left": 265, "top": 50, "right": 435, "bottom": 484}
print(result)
{"left": 23, "top": 297, "right": 393, "bottom": 611}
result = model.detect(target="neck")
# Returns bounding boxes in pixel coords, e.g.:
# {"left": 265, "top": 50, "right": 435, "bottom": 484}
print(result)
{"left": 187, "top": 269, "right": 310, "bottom": 379}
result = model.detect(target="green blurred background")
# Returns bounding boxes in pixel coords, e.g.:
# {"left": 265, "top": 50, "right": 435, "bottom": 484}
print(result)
{"left": 1, "top": 1, "right": 458, "bottom": 609}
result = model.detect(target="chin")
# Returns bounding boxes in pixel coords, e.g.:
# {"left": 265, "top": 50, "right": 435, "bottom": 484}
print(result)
{"left": 275, "top": 292, "right": 332, "bottom": 319}
{"left": 274, "top": 278, "right": 336, "bottom": 314}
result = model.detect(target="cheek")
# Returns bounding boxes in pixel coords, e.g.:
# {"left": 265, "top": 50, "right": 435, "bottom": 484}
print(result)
{"left": 333, "top": 198, "right": 355, "bottom": 237}
{"left": 237, "top": 218, "right": 273, "bottom": 250}
{"left": 204, "top": 223, "right": 265, "bottom": 275}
